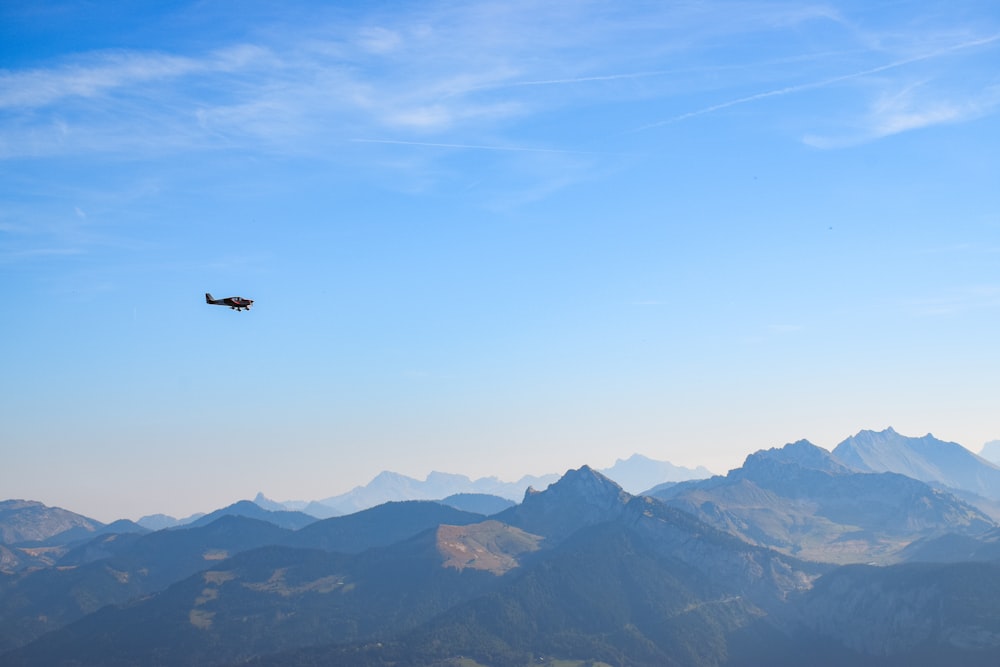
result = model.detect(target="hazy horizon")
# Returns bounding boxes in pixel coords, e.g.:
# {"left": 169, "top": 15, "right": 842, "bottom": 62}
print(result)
{"left": 10, "top": 426, "right": 997, "bottom": 524}
{"left": 3, "top": 1, "right": 999, "bottom": 523}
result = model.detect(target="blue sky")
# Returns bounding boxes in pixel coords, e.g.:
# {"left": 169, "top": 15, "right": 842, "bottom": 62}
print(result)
{"left": 2, "top": 0, "right": 999, "bottom": 522}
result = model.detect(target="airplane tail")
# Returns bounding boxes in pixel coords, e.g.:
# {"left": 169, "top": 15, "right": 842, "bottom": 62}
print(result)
{"left": 205, "top": 293, "right": 214, "bottom": 303}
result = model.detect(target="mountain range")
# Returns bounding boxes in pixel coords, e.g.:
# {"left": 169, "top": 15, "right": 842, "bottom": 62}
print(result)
{"left": 5, "top": 428, "right": 1000, "bottom": 666}
{"left": 140, "top": 454, "right": 713, "bottom": 524}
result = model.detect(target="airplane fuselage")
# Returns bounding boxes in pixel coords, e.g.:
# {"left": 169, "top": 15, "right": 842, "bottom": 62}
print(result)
{"left": 206, "top": 293, "right": 253, "bottom": 311}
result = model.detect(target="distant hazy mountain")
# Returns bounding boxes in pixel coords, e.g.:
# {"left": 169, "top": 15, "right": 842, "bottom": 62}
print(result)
{"left": 187, "top": 500, "right": 317, "bottom": 531}
{"left": 252, "top": 492, "right": 290, "bottom": 512}
{"left": 601, "top": 453, "right": 713, "bottom": 493}
{"left": 136, "top": 513, "right": 181, "bottom": 530}
{"left": 136, "top": 511, "right": 205, "bottom": 530}
{"left": 651, "top": 439, "right": 994, "bottom": 564}
{"left": 981, "top": 440, "right": 1000, "bottom": 465}
{"left": 279, "top": 454, "right": 708, "bottom": 517}
{"left": 833, "top": 427, "right": 1000, "bottom": 500}
{"left": 138, "top": 498, "right": 317, "bottom": 532}
{"left": 305, "top": 470, "right": 560, "bottom": 516}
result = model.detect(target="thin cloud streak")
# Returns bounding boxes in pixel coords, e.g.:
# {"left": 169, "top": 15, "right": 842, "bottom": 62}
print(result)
{"left": 352, "top": 138, "right": 610, "bottom": 155}
{"left": 637, "top": 32, "right": 1000, "bottom": 131}
{"left": 468, "top": 69, "right": 674, "bottom": 92}
{"left": 0, "top": 45, "right": 270, "bottom": 110}
{"left": 0, "top": 247, "right": 87, "bottom": 264}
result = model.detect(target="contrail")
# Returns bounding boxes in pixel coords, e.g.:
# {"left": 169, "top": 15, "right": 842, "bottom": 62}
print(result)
{"left": 351, "top": 138, "right": 607, "bottom": 155}
{"left": 637, "top": 33, "right": 1000, "bottom": 130}
{"left": 499, "top": 70, "right": 672, "bottom": 88}
{"left": 446, "top": 70, "right": 673, "bottom": 98}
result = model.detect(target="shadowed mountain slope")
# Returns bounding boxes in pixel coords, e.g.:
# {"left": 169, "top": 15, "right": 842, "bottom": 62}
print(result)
{"left": 0, "top": 500, "right": 148, "bottom": 572}
{"left": 0, "top": 501, "right": 488, "bottom": 654}
{"left": 791, "top": 561, "right": 1000, "bottom": 662}
{"left": 288, "top": 500, "right": 485, "bottom": 552}
{"left": 898, "top": 526, "right": 1000, "bottom": 563}
{"left": 1, "top": 526, "right": 511, "bottom": 666}
{"left": 245, "top": 540, "right": 1000, "bottom": 667}
{"left": 0, "top": 515, "right": 293, "bottom": 652}
{"left": 438, "top": 492, "right": 516, "bottom": 515}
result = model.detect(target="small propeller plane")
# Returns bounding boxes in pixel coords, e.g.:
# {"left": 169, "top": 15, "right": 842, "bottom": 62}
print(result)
{"left": 205, "top": 293, "right": 253, "bottom": 311}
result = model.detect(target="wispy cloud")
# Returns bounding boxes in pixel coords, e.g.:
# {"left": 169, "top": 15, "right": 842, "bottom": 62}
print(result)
{"left": 638, "top": 32, "right": 1000, "bottom": 134}
{"left": 907, "top": 285, "right": 1000, "bottom": 316}
{"left": 0, "top": 2, "right": 842, "bottom": 158}
{"left": 805, "top": 80, "right": 1000, "bottom": 148}
{"left": 0, "top": 53, "right": 198, "bottom": 109}
{"left": 0, "top": 45, "right": 270, "bottom": 110}
{"left": 1, "top": 2, "right": 997, "bottom": 164}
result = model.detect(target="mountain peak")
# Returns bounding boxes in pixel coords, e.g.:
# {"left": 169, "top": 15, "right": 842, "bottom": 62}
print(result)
{"left": 550, "top": 465, "right": 627, "bottom": 499}
{"left": 832, "top": 428, "right": 1000, "bottom": 499}
{"left": 371, "top": 470, "right": 413, "bottom": 485}
{"left": 494, "top": 467, "right": 630, "bottom": 543}
{"left": 739, "top": 439, "right": 850, "bottom": 476}
{"left": 613, "top": 453, "right": 655, "bottom": 466}
{"left": 252, "top": 493, "right": 288, "bottom": 512}
{"left": 601, "top": 454, "right": 713, "bottom": 494}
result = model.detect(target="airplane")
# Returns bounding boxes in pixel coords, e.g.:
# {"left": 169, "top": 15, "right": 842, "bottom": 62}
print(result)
{"left": 205, "top": 293, "right": 253, "bottom": 311}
